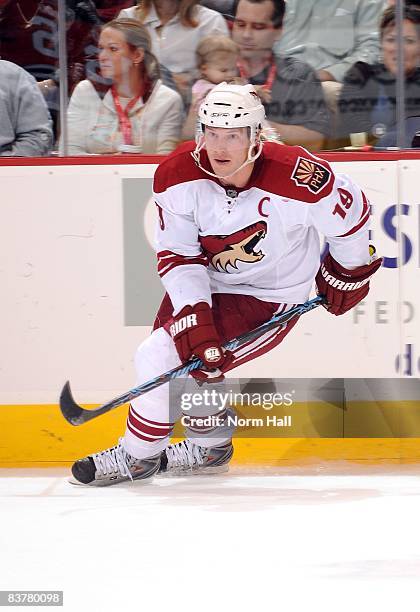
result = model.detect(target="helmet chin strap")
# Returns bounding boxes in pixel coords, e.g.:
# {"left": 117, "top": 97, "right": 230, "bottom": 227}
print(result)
{"left": 191, "top": 138, "right": 263, "bottom": 181}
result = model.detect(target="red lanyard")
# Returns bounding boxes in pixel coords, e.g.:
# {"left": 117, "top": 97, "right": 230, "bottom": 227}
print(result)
{"left": 237, "top": 56, "right": 276, "bottom": 93}
{"left": 111, "top": 86, "right": 142, "bottom": 145}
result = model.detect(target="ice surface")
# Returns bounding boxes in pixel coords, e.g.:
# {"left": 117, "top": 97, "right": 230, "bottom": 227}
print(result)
{"left": 1, "top": 464, "right": 420, "bottom": 612}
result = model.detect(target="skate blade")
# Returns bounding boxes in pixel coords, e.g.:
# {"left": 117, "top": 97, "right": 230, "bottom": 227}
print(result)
{"left": 67, "top": 477, "right": 119, "bottom": 487}
{"left": 67, "top": 476, "right": 156, "bottom": 487}
{"left": 68, "top": 477, "right": 88, "bottom": 486}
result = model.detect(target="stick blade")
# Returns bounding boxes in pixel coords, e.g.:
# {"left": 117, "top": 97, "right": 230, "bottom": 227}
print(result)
{"left": 59, "top": 381, "right": 85, "bottom": 426}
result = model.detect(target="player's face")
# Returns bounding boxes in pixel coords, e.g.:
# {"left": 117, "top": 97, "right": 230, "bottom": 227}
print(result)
{"left": 200, "top": 53, "right": 238, "bottom": 85}
{"left": 382, "top": 20, "right": 420, "bottom": 76}
{"left": 232, "top": 0, "right": 281, "bottom": 59}
{"left": 204, "top": 126, "right": 250, "bottom": 178}
{"left": 98, "top": 28, "right": 142, "bottom": 83}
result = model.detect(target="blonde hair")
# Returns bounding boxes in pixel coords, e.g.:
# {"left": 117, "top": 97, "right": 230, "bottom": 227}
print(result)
{"left": 196, "top": 35, "right": 239, "bottom": 68}
{"left": 102, "top": 18, "right": 160, "bottom": 83}
{"left": 135, "top": 0, "right": 199, "bottom": 28}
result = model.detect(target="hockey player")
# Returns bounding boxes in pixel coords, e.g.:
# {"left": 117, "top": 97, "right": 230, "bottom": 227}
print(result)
{"left": 71, "top": 83, "right": 382, "bottom": 486}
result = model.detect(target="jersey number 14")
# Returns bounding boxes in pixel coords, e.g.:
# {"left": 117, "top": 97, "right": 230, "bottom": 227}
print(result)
{"left": 333, "top": 188, "right": 353, "bottom": 220}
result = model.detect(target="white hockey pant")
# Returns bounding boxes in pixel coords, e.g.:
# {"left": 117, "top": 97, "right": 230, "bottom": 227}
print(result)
{"left": 123, "top": 328, "right": 233, "bottom": 459}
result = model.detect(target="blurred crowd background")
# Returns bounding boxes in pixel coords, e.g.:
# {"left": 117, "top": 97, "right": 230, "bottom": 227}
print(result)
{"left": 1, "top": 0, "right": 420, "bottom": 156}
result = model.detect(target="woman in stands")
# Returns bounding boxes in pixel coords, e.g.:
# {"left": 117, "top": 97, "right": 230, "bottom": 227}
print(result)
{"left": 118, "top": 0, "right": 228, "bottom": 101}
{"left": 336, "top": 5, "right": 420, "bottom": 148}
{"left": 66, "top": 18, "right": 183, "bottom": 155}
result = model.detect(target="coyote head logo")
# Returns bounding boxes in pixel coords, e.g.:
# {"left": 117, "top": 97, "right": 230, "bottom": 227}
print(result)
{"left": 200, "top": 221, "right": 267, "bottom": 272}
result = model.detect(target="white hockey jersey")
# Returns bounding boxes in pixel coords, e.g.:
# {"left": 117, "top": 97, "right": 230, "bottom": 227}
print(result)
{"left": 153, "top": 141, "right": 371, "bottom": 314}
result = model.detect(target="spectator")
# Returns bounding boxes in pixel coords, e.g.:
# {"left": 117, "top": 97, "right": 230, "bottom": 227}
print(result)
{"left": 273, "top": 0, "right": 384, "bottom": 112}
{"left": 66, "top": 18, "right": 183, "bottom": 155}
{"left": 0, "top": 60, "right": 52, "bottom": 156}
{"left": 118, "top": 1, "right": 228, "bottom": 99}
{"left": 231, "top": 0, "right": 331, "bottom": 150}
{"left": 0, "top": 0, "right": 134, "bottom": 85}
{"left": 0, "top": 0, "right": 56, "bottom": 83}
{"left": 0, "top": 0, "right": 135, "bottom": 140}
{"left": 273, "top": 1, "right": 383, "bottom": 83}
{"left": 182, "top": 35, "right": 239, "bottom": 139}
{"left": 336, "top": 6, "right": 420, "bottom": 148}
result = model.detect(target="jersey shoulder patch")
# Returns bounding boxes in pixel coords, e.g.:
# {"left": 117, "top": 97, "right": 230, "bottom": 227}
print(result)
{"left": 154, "top": 141, "right": 204, "bottom": 194}
{"left": 258, "top": 143, "right": 335, "bottom": 202}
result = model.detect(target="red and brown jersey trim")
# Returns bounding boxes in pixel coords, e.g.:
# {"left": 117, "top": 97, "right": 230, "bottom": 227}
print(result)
{"left": 337, "top": 191, "right": 370, "bottom": 238}
{"left": 157, "top": 250, "right": 208, "bottom": 278}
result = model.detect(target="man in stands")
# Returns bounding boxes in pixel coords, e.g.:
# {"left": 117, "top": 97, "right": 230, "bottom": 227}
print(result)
{"left": 0, "top": 60, "right": 52, "bottom": 156}
{"left": 273, "top": 0, "right": 384, "bottom": 111}
{"left": 231, "top": 0, "right": 331, "bottom": 150}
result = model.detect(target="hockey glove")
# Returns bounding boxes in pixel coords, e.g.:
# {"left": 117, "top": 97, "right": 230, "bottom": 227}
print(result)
{"left": 169, "top": 302, "right": 234, "bottom": 382}
{"left": 316, "top": 250, "right": 382, "bottom": 316}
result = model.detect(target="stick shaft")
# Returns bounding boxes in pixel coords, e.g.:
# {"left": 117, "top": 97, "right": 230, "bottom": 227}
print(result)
{"left": 60, "top": 296, "right": 325, "bottom": 424}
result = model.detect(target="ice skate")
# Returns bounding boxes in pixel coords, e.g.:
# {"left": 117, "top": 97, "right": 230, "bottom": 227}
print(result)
{"left": 70, "top": 438, "right": 161, "bottom": 486}
{"left": 158, "top": 439, "right": 234, "bottom": 475}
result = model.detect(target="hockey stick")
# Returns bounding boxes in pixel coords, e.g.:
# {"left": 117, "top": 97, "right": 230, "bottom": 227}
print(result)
{"left": 60, "top": 295, "right": 325, "bottom": 426}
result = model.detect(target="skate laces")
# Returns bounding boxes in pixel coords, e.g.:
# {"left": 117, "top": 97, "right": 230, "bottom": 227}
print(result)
{"left": 92, "top": 437, "right": 134, "bottom": 481}
{"left": 165, "top": 440, "right": 206, "bottom": 471}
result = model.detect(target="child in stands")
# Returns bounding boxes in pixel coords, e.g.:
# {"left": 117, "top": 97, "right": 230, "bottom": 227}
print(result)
{"left": 182, "top": 35, "right": 240, "bottom": 140}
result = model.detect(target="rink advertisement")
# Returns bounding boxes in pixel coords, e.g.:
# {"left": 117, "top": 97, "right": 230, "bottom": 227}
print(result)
{"left": 1, "top": 155, "right": 419, "bottom": 464}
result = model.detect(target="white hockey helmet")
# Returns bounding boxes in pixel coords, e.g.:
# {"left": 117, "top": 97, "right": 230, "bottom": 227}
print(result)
{"left": 192, "top": 82, "right": 266, "bottom": 180}
{"left": 198, "top": 82, "right": 265, "bottom": 139}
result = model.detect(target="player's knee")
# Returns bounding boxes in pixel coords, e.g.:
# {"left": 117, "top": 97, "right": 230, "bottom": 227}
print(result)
{"left": 134, "top": 327, "right": 180, "bottom": 376}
